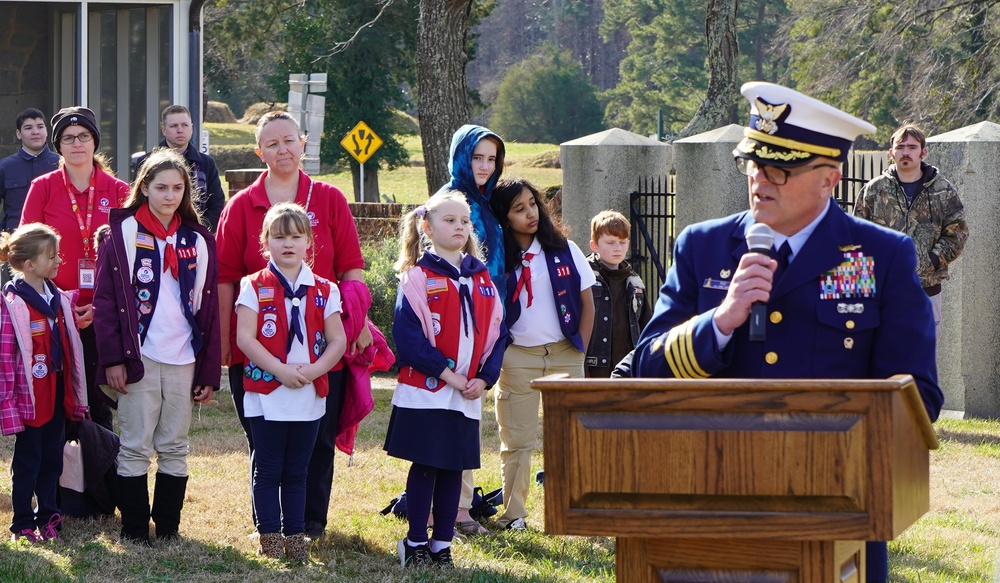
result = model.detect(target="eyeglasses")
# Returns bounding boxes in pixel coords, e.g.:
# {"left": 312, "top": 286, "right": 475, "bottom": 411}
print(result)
{"left": 59, "top": 132, "right": 93, "bottom": 145}
{"left": 736, "top": 158, "right": 837, "bottom": 186}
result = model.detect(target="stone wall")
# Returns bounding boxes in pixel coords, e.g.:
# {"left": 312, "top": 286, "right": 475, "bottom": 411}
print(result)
{"left": 0, "top": 4, "right": 52, "bottom": 157}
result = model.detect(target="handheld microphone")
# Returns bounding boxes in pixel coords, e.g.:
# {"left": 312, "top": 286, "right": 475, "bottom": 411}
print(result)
{"left": 745, "top": 223, "right": 774, "bottom": 342}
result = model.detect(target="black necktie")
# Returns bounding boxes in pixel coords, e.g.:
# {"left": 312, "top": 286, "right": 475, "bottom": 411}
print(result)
{"left": 772, "top": 241, "right": 793, "bottom": 285}
{"left": 268, "top": 264, "right": 308, "bottom": 354}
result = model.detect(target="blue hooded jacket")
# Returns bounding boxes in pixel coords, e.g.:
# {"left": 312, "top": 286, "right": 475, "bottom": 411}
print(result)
{"left": 438, "top": 124, "right": 507, "bottom": 299}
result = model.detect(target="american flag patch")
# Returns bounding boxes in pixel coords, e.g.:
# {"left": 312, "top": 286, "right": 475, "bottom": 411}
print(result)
{"left": 426, "top": 278, "right": 448, "bottom": 294}
{"left": 136, "top": 232, "right": 155, "bottom": 249}
{"left": 258, "top": 287, "right": 275, "bottom": 302}
{"left": 30, "top": 320, "right": 46, "bottom": 336}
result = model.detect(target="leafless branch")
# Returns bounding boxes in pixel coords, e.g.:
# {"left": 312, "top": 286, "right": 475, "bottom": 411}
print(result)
{"left": 313, "top": 0, "right": 395, "bottom": 62}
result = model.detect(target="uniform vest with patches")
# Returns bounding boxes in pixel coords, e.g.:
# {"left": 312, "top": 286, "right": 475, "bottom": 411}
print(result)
{"left": 505, "top": 245, "right": 585, "bottom": 351}
{"left": 22, "top": 301, "right": 76, "bottom": 427}
{"left": 132, "top": 222, "right": 203, "bottom": 354}
{"left": 398, "top": 266, "right": 499, "bottom": 391}
{"left": 243, "top": 268, "right": 332, "bottom": 396}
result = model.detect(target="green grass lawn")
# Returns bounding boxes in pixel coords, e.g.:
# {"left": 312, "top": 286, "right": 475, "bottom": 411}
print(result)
{"left": 205, "top": 123, "right": 563, "bottom": 203}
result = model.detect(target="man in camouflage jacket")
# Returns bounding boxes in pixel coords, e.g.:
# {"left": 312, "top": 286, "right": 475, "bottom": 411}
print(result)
{"left": 854, "top": 123, "right": 969, "bottom": 337}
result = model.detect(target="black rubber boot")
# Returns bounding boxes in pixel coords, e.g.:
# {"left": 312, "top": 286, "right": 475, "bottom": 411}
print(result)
{"left": 151, "top": 473, "right": 188, "bottom": 541}
{"left": 117, "top": 474, "right": 153, "bottom": 547}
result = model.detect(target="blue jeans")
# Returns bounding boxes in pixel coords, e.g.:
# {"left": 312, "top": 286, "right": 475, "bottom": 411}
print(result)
{"left": 10, "top": 382, "right": 65, "bottom": 534}
{"left": 249, "top": 416, "right": 320, "bottom": 535}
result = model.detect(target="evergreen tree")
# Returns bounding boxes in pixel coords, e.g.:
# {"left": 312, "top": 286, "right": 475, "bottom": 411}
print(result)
{"left": 490, "top": 44, "right": 606, "bottom": 143}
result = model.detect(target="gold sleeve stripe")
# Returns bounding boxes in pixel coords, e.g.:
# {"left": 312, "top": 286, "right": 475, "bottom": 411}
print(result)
{"left": 744, "top": 128, "right": 842, "bottom": 159}
{"left": 664, "top": 325, "right": 685, "bottom": 377}
{"left": 677, "top": 319, "right": 711, "bottom": 378}
{"left": 663, "top": 318, "right": 711, "bottom": 379}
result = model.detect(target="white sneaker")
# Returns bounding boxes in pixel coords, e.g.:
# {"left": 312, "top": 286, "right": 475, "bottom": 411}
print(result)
{"left": 505, "top": 517, "right": 527, "bottom": 531}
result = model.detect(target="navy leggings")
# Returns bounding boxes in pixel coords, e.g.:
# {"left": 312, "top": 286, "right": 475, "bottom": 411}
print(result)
{"left": 405, "top": 463, "right": 462, "bottom": 544}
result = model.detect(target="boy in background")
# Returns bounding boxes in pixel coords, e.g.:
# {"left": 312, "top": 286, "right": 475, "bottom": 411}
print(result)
{"left": 585, "top": 210, "right": 652, "bottom": 378}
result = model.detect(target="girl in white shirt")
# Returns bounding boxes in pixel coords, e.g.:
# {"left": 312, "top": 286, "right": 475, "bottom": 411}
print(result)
{"left": 236, "top": 202, "right": 346, "bottom": 562}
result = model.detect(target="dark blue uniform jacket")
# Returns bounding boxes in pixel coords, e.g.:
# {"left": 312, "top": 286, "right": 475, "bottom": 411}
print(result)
{"left": 632, "top": 201, "right": 944, "bottom": 421}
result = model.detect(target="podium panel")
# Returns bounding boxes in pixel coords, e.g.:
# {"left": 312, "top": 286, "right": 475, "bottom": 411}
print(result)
{"left": 532, "top": 375, "right": 937, "bottom": 581}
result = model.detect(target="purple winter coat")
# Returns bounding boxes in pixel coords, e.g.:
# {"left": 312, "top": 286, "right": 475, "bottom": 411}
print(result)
{"left": 92, "top": 208, "right": 221, "bottom": 392}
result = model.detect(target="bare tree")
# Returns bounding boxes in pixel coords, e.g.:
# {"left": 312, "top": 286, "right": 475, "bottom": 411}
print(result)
{"left": 416, "top": 0, "right": 474, "bottom": 195}
{"left": 678, "top": 0, "right": 740, "bottom": 137}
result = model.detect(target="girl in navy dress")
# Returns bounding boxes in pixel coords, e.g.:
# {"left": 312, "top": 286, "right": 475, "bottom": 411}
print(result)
{"left": 386, "top": 190, "right": 506, "bottom": 568}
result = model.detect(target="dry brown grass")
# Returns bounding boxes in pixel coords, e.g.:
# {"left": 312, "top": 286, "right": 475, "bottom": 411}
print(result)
{"left": 1, "top": 375, "right": 997, "bottom": 582}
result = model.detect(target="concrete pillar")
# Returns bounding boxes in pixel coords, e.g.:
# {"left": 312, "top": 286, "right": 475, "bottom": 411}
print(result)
{"left": 560, "top": 129, "right": 671, "bottom": 251}
{"left": 926, "top": 121, "right": 1000, "bottom": 418}
{"left": 672, "top": 124, "right": 747, "bottom": 233}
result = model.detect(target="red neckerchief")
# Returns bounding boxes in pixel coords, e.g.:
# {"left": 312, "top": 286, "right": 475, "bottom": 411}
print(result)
{"left": 512, "top": 251, "right": 535, "bottom": 307}
{"left": 135, "top": 204, "right": 181, "bottom": 278}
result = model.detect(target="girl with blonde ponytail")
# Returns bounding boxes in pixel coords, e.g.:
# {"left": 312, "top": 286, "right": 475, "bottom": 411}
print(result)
{"left": 385, "top": 189, "right": 505, "bottom": 568}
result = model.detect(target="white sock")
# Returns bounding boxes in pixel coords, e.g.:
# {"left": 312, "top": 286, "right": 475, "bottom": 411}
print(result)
{"left": 406, "top": 539, "right": 427, "bottom": 547}
{"left": 428, "top": 539, "right": 451, "bottom": 553}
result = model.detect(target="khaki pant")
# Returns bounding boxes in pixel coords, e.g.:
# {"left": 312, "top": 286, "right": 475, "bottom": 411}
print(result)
{"left": 117, "top": 355, "right": 195, "bottom": 477}
{"left": 495, "top": 339, "right": 583, "bottom": 526}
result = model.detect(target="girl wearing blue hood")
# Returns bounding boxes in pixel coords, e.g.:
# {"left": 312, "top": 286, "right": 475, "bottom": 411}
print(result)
{"left": 438, "top": 124, "right": 506, "bottom": 535}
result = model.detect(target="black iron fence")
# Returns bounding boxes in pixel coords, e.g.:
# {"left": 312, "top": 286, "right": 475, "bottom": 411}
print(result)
{"left": 629, "top": 175, "right": 675, "bottom": 290}
{"left": 627, "top": 152, "right": 888, "bottom": 290}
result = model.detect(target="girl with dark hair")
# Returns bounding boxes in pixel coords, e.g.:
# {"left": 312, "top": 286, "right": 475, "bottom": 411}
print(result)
{"left": 93, "top": 148, "right": 220, "bottom": 546}
{"left": 489, "top": 178, "right": 596, "bottom": 530}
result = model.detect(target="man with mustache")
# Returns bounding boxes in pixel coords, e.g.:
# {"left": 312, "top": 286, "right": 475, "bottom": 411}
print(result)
{"left": 854, "top": 124, "right": 969, "bottom": 338}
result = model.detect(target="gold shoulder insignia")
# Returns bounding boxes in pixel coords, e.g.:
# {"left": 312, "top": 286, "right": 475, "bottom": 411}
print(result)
{"left": 839, "top": 244, "right": 862, "bottom": 252}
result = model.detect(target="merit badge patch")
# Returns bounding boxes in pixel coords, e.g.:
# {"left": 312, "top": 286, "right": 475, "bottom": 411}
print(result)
{"left": 136, "top": 258, "right": 155, "bottom": 284}
{"left": 137, "top": 288, "right": 151, "bottom": 302}
{"left": 432, "top": 313, "right": 442, "bottom": 336}
{"left": 32, "top": 355, "right": 48, "bottom": 379}
{"left": 136, "top": 232, "right": 155, "bottom": 250}
{"left": 820, "top": 252, "right": 875, "bottom": 299}
{"left": 261, "top": 313, "right": 278, "bottom": 338}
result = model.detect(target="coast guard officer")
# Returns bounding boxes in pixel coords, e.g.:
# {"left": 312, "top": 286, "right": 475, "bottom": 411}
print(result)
{"left": 631, "top": 82, "right": 944, "bottom": 583}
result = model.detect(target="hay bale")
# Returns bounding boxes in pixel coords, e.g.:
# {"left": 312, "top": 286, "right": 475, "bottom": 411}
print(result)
{"left": 240, "top": 102, "right": 288, "bottom": 125}
{"left": 205, "top": 101, "right": 238, "bottom": 123}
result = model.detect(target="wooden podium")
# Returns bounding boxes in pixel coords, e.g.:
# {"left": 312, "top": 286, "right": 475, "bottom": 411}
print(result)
{"left": 531, "top": 374, "right": 938, "bottom": 583}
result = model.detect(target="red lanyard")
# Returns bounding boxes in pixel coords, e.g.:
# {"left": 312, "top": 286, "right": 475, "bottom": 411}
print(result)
{"left": 61, "top": 167, "right": 97, "bottom": 259}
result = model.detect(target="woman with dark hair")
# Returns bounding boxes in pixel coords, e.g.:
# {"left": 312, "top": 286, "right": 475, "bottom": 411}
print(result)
{"left": 93, "top": 148, "right": 220, "bottom": 545}
{"left": 20, "top": 107, "right": 129, "bottom": 432}
{"left": 488, "top": 178, "right": 595, "bottom": 531}
{"left": 216, "top": 111, "right": 372, "bottom": 538}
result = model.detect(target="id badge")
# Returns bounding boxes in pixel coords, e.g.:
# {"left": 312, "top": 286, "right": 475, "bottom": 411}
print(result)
{"left": 78, "top": 258, "right": 96, "bottom": 289}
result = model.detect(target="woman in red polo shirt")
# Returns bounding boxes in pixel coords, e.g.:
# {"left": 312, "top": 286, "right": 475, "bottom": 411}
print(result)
{"left": 216, "top": 111, "right": 370, "bottom": 538}
{"left": 21, "top": 107, "right": 129, "bottom": 431}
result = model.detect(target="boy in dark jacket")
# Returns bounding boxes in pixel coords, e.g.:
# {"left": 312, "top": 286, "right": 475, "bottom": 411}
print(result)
{"left": 585, "top": 210, "right": 652, "bottom": 378}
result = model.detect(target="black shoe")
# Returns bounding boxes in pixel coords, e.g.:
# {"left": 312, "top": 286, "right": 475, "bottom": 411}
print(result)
{"left": 429, "top": 544, "right": 454, "bottom": 569}
{"left": 397, "top": 538, "right": 433, "bottom": 568}
{"left": 536, "top": 470, "right": 545, "bottom": 486}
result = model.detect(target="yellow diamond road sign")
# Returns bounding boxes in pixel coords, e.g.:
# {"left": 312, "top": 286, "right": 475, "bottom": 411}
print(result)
{"left": 341, "top": 121, "right": 383, "bottom": 164}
